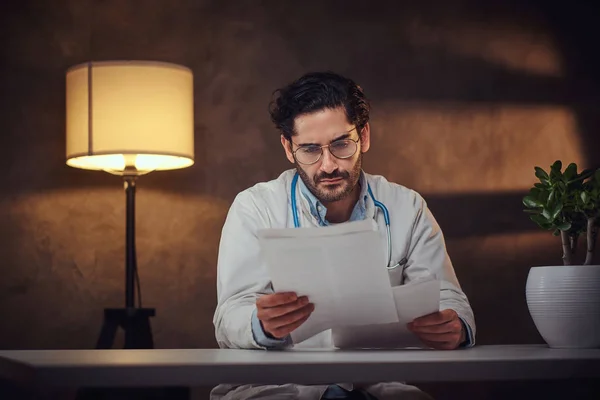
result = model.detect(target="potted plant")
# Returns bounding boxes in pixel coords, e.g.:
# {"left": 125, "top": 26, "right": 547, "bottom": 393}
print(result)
{"left": 522, "top": 160, "right": 600, "bottom": 348}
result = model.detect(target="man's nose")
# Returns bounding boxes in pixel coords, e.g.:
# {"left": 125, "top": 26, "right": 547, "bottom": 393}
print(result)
{"left": 319, "top": 148, "right": 338, "bottom": 174}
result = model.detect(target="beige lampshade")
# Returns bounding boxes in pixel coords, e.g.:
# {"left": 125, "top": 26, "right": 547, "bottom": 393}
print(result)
{"left": 66, "top": 61, "right": 194, "bottom": 175}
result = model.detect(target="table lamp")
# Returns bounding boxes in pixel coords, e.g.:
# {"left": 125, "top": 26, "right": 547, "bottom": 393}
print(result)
{"left": 65, "top": 61, "right": 194, "bottom": 349}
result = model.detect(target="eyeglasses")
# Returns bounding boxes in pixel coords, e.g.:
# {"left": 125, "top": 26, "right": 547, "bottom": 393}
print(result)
{"left": 291, "top": 128, "right": 361, "bottom": 165}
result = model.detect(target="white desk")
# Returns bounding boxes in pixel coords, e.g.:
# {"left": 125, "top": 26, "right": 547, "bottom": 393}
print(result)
{"left": 1, "top": 345, "right": 599, "bottom": 388}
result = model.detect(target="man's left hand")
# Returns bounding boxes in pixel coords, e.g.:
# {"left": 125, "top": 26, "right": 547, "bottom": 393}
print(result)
{"left": 407, "top": 309, "right": 465, "bottom": 350}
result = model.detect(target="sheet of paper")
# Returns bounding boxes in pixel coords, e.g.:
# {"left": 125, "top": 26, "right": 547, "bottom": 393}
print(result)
{"left": 332, "top": 277, "right": 441, "bottom": 349}
{"left": 258, "top": 219, "right": 399, "bottom": 344}
{"left": 393, "top": 276, "right": 440, "bottom": 323}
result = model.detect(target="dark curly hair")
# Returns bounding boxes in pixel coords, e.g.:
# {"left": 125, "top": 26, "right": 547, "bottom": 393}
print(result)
{"left": 269, "top": 72, "right": 370, "bottom": 141}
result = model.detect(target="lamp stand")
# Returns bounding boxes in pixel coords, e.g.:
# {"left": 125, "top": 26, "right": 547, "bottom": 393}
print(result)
{"left": 95, "top": 175, "right": 156, "bottom": 349}
{"left": 80, "top": 175, "right": 188, "bottom": 399}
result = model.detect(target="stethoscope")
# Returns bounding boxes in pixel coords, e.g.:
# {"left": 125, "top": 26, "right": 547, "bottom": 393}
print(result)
{"left": 290, "top": 172, "right": 402, "bottom": 270}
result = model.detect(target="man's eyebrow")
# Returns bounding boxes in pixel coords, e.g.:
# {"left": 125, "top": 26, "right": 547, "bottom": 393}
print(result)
{"left": 297, "top": 133, "right": 351, "bottom": 147}
{"left": 331, "top": 133, "right": 351, "bottom": 142}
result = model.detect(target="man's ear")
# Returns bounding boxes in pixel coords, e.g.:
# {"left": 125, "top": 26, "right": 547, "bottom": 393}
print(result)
{"left": 281, "top": 135, "right": 295, "bottom": 164}
{"left": 359, "top": 122, "right": 371, "bottom": 153}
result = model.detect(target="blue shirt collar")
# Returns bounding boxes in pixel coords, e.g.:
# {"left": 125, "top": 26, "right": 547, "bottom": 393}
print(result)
{"left": 297, "top": 170, "right": 369, "bottom": 226}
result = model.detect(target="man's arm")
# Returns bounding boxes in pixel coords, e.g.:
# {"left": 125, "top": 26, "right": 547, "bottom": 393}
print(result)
{"left": 402, "top": 192, "right": 476, "bottom": 348}
{"left": 213, "top": 191, "right": 278, "bottom": 349}
{"left": 214, "top": 190, "right": 314, "bottom": 349}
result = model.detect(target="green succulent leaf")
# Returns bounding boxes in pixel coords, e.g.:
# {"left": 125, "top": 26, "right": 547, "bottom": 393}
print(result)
{"left": 556, "top": 221, "right": 571, "bottom": 231}
{"left": 530, "top": 214, "right": 551, "bottom": 229}
{"left": 548, "top": 189, "right": 555, "bottom": 205}
{"left": 564, "top": 163, "right": 577, "bottom": 181}
{"left": 523, "top": 196, "right": 541, "bottom": 208}
{"left": 551, "top": 160, "right": 562, "bottom": 171}
{"left": 530, "top": 214, "right": 546, "bottom": 224}
{"left": 535, "top": 167, "right": 549, "bottom": 182}
{"left": 580, "top": 169, "right": 594, "bottom": 181}
{"left": 551, "top": 203, "right": 563, "bottom": 220}
{"left": 550, "top": 160, "right": 562, "bottom": 180}
{"left": 541, "top": 208, "right": 552, "bottom": 221}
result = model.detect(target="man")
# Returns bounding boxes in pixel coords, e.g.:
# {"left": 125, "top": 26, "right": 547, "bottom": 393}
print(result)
{"left": 212, "top": 72, "right": 476, "bottom": 400}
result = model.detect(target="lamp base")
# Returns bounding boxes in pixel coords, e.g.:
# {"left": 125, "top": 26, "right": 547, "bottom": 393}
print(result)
{"left": 96, "top": 308, "right": 156, "bottom": 349}
{"left": 77, "top": 308, "right": 189, "bottom": 399}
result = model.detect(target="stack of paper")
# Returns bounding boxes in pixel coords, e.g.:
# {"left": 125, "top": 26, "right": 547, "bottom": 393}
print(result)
{"left": 257, "top": 219, "right": 440, "bottom": 347}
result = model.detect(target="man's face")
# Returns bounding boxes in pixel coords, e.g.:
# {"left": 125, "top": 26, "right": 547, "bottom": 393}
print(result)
{"left": 281, "top": 107, "right": 371, "bottom": 203}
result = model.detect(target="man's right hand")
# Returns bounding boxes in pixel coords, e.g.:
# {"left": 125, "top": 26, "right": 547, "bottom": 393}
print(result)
{"left": 256, "top": 292, "right": 315, "bottom": 339}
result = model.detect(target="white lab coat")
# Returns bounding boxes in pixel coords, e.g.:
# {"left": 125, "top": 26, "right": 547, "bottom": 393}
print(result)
{"left": 212, "top": 169, "right": 475, "bottom": 400}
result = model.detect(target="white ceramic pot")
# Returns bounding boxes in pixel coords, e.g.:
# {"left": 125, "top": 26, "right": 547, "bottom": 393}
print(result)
{"left": 526, "top": 265, "right": 600, "bottom": 348}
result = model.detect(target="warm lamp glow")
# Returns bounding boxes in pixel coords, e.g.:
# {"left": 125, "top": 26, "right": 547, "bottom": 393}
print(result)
{"left": 65, "top": 61, "right": 194, "bottom": 175}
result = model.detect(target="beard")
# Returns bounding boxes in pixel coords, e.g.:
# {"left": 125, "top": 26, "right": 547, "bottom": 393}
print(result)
{"left": 296, "top": 153, "right": 363, "bottom": 203}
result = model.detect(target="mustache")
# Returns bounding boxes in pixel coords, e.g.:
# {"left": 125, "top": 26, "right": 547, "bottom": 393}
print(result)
{"left": 314, "top": 170, "right": 349, "bottom": 183}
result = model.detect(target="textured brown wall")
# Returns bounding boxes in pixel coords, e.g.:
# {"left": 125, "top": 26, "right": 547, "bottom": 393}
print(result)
{"left": 1, "top": 0, "right": 599, "bottom": 360}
